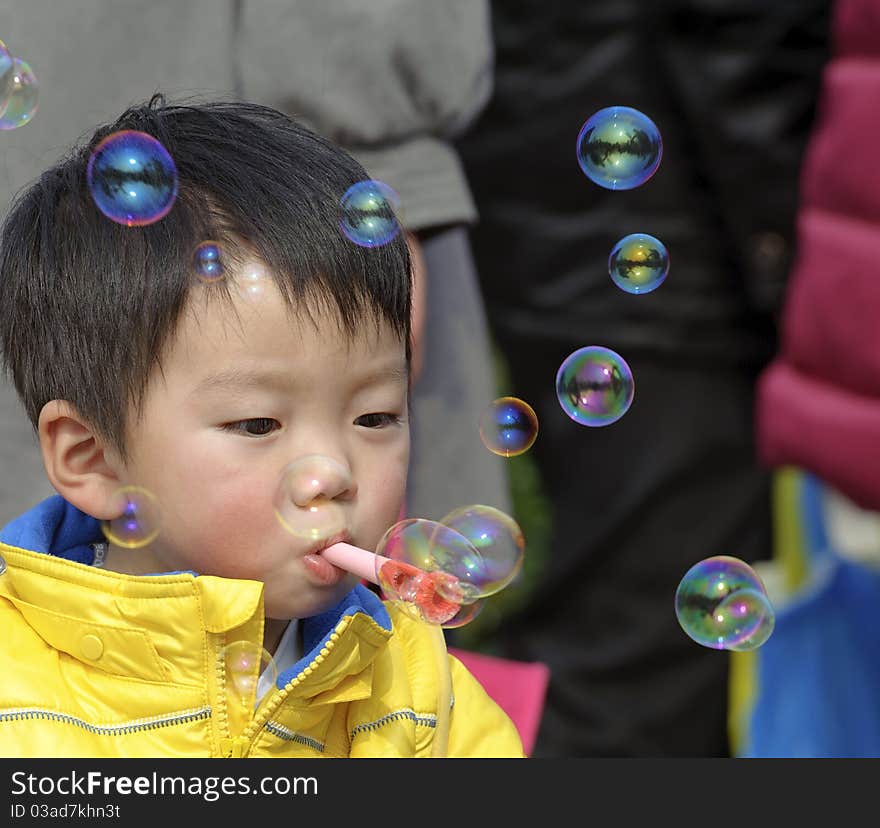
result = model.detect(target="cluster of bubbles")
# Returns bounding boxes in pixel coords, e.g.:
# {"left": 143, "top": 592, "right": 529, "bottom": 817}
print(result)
{"left": 272, "top": 453, "right": 524, "bottom": 629}
{"left": 675, "top": 556, "right": 775, "bottom": 652}
{"left": 79, "top": 102, "right": 772, "bottom": 667}
{"left": 84, "top": 139, "right": 404, "bottom": 271}
{"left": 85, "top": 130, "right": 271, "bottom": 303}
{"left": 576, "top": 108, "right": 774, "bottom": 651}
{"left": 478, "top": 108, "right": 665, "bottom": 456}
{"left": 555, "top": 105, "right": 667, "bottom": 432}
{"left": 374, "top": 505, "right": 526, "bottom": 627}
{"left": 97, "top": 460, "right": 526, "bottom": 634}
{"left": 0, "top": 40, "right": 38, "bottom": 130}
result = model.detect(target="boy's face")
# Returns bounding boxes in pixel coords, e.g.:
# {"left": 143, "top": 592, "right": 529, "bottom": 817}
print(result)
{"left": 113, "top": 256, "right": 410, "bottom": 621}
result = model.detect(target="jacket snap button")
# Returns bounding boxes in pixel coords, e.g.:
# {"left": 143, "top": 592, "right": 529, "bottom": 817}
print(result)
{"left": 80, "top": 634, "right": 104, "bottom": 661}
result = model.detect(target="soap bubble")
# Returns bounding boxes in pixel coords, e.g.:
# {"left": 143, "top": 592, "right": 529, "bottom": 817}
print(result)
{"left": 274, "top": 455, "right": 350, "bottom": 541}
{"left": 608, "top": 233, "right": 669, "bottom": 294}
{"left": 339, "top": 179, "right": 401, "bottom": 248}
{"left": 0, "top": 40, "right": 15, "bottom": 118}
{"left": 220, "top": 640, "right": 277, "bottom": 709}
{"left": 236, "top": 258, "right": 273, "bottom": 302}
{"left": 101, "top": 485, "right": 162, "bottom": 549}
{"left": 724, "top": 594, "right": 776, "bottom": 652}
{"left": 192, "top": 241, "right": 225, "bottom": 283}
{"left": 675, "top": 556, "right": 775, "bottom": 651}
{"left": 375, "top": 518, "right": 485, "bottom": 624}
{"left": 576, "top": 106, "right": 662, "bottom": 190}
{"left": 439, "top": 505, "right": 525, "bottom": 597}
{"left": 717, "top": 588, "right": 775, "bottom": 652}
{"left": 556, "top": 346, "right": 634, "bottom": 426}
{"left": 479, "top": 396, "right": 539, "bottom": 457}
{"left": 87, "top": 130, "right": 178, "bottom": 226}
{"left": 0, "top": 57, "right": 38, "bottom": 130}
{"left": 441, "top": 599, "right": 484, "bottom": 629}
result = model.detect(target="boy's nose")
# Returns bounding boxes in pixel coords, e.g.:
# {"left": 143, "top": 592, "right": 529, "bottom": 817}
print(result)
{"left": 278, "top": 453, "right": 356, "bottom": 506}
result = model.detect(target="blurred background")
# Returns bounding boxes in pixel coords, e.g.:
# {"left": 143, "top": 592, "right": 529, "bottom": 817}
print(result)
{"left": 4, "top": 0, "right": 880, "bottom": 757}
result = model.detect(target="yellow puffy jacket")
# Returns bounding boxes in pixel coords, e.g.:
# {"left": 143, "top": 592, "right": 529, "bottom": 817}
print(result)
{"left": 0, "top": 497, "right": 524, "bottom": 758}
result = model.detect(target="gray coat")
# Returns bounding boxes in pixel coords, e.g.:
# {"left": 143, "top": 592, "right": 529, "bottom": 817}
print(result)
{"left": 0, "top": 0, "right": 509, "bottom": 525}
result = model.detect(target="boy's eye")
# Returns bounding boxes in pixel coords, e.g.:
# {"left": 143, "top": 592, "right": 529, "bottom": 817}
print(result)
{"left": 222, "top": 417, "right": 279, "bottom": 437}
{"left": 356, "top": 412, "right": 402, "bottom": 429}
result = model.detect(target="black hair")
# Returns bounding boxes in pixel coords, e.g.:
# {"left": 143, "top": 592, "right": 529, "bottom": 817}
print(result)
{"left": 0, "top": 94, "right": 412, "bottom": 460}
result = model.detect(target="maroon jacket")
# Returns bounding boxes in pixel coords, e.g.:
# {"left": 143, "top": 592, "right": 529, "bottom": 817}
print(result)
{"left": 756, "top": 0, "right": 880, "bottom": 510}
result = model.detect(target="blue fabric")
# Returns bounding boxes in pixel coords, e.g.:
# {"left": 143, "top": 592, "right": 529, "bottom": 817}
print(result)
{"left": 739, "top": 475, "right": 880, "bottom": 758}
{"left": 742, "top": 559, "right": 880, "bottom": 757}
{"left": 0, "top": 494, "right": 102, "bottom": 565}
{"left": 286, "top": 585, "right": 392, "bottom": 689}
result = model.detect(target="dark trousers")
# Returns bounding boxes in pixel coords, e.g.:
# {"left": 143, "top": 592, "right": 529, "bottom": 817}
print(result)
{"left": 486, "top": 339, "right": 770, "bottom": 756}
{"left": 456, "top": 0, "right": 828, "bottom": 756}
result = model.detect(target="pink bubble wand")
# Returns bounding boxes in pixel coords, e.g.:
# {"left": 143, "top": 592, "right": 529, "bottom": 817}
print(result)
{"left": 319, "top": 541, "right": 465, "bottom": 625}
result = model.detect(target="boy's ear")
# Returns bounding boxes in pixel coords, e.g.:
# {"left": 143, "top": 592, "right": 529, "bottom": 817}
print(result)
{"left": 38, "top": 400, "right": 124, "bottom": 520}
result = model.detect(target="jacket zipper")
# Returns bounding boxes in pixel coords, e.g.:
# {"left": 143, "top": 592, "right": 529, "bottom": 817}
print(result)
{"left": 0, "top": 706, "right": 211, "bottom": 735}
{"left": 220, "top": 628, "right": 342, "bottom": 758}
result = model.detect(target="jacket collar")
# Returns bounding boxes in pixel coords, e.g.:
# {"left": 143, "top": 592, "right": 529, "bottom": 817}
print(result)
{"left": 1, "top": 493, "right": 103, "bottom": 565}
{"left": 0, "top": 496, "right": 392, "bottom": 697}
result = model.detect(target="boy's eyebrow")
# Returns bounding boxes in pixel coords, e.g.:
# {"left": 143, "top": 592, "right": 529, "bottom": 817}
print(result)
{"left": 350, "top": 363, "right": 410, "bottom": 390}
{"left": 192, "top": 363, "right": 409, "bottom": 396}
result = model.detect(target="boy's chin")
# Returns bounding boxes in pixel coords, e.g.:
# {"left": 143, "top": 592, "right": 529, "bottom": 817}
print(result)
{"left": 265, "top": 576, "right": 360, "bottom": 620}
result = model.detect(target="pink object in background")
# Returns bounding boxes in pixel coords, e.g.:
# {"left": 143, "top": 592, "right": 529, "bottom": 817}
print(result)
{"left": 755, "top": 0, "right": 880, "bottom": 512}
{"left": 448, "top": 646, "right": 550, "bottom": 756}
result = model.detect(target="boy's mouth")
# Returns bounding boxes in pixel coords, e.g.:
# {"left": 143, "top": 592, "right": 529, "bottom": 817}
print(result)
{"left": 301, "top": 531, "right": 353, "bottom": 586}
{"left": 306, "top": 531, "right": 353, "bottom": 556}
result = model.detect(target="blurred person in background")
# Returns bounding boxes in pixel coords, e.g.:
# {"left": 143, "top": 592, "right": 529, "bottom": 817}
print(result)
{"left": 457, "top": 0, "right": 831, "bottom": 756}
{"left": 731, "top": 0, "right": 880, "bottom": 758}
{"left": 0, "top": 0, "right": 510, "bottom": 529}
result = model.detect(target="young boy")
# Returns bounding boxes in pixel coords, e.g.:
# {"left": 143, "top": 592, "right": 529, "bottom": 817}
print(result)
{"left": 0, "top": 96, "right": 524, "bottom": 758}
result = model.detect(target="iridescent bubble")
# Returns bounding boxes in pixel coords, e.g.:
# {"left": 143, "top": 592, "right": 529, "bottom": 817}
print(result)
{"left": 556, "top": 346, "right": 634, "bottom": 426}
{"left": 441, "top": 599, "right": 484, "bottom": 629}
{"left": 339, "top": 179, "right": 401, "bottom": 248}
{"left": 717, "top": 588, "right": 775, "bottom": 652}
{"left": 675, "top": 556, "right": 775, "bottom": 651}
{"left": 237, "top": 259, "right": 271, "bottom": 302}
{"left": 220, "top": 640, "right": 277, "bottom": 709}
{"left": 439, "top": 505, "right": 525, "bottom": 597}
{"left": 375, "top": 518, "right": 489, "bottom": 624}
{"left": 608, "top": 233, "right": 669, "bottom": 294}
{"left": 479, "top": 396, "right": 539, "bottom": 458}
{"left": 0, "top": 57, "right": 38, "bottom": 130}
{"left": 273, "top": 455, "right": 349, "bottom": 541}
{"left": 0, "top": 41, "right": 15, "bottom": 119}
{"left": 86, "top": 130, "right": 178, "bottom": 227}
{"left": 576, "top": 106, "right": 662, "bottom": 190}
{"left": 101, "top": 485, "right": 162, "bottom": 548}
{"left": 192, "top": 241, "right": 225, "bottom": 283}
{"left": 724, "top": 597, "right": 775, "bottom": 652}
